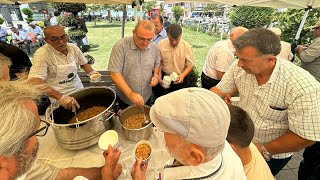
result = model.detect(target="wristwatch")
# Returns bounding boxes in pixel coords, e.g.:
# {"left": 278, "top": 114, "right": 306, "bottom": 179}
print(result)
{"left": 261, "top": 144, "right": 272, "bottom": 161}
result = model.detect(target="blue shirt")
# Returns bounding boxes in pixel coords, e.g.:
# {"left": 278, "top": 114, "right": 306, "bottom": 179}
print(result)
{"left": 152, "top": 28, "right": 167, "bottom": 45}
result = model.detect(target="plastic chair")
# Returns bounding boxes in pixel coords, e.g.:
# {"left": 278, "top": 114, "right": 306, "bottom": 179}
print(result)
{"left": 27, "top": 32, "right": 39, "bottom": 47}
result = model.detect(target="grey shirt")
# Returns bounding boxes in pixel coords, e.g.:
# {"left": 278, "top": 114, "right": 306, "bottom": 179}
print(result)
{"left": 108, "top": 36, "right": 160, "bottom": 105}
{"left": 300, "top": 36, "right": 320, "bottom": 82}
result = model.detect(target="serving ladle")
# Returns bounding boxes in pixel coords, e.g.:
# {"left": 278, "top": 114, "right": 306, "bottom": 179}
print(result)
{"left": 141, "top": 106, "right": 150, "bottom": 127}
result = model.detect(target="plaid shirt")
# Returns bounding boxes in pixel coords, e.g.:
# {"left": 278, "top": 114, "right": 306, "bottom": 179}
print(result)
{"left": 216, "top": 58, "right": 320, "bottom": 159}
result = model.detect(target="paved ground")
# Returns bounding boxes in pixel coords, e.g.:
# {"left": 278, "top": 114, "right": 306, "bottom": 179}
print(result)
{"left": 275, "top": 151, "right": 304, "bottom": 180}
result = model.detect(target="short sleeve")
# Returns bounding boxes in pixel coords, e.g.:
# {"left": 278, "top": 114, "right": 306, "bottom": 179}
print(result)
{"left": 215, "top": 61, "right": 238, "bottom": 93}
{"left": 28, "top": 48, "right": 49, "bottom": 80}
{"left": 108, "top": 40, "right": 125, "bottom": 73}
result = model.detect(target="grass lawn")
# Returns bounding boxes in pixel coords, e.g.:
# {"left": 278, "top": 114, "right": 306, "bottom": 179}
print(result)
{"left": 85, "top": 21, "right": 220, "bottom": 74}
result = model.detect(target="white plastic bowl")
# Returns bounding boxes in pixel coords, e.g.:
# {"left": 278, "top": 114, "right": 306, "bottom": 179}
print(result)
{"left": 134, "top": 140, "right": 152, "bottom": 164}
{"left": 98, "top": 130, "right": 119, "bottom": 151}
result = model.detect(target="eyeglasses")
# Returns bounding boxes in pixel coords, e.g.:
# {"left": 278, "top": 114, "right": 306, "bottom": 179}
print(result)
{"left": 27, "top": 120, "right": 50, "bottom": 138}
{"left": 135, "top": 33, "right": 152, "bottom": 42}
{"left": 49, "top": 34, "right": 67, "bottom": 42}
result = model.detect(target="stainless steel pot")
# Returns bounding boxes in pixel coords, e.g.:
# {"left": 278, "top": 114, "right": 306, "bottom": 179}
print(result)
{"left": 45, "top": 87, "right": 116, "bottom": 150}
{"left": 119, "top": 105, "right": 152, "bottom": 142}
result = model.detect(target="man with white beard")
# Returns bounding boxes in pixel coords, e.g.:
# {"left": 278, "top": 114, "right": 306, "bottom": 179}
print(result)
{"left": 0, "top": 81, "right": 122, "bottom": 180}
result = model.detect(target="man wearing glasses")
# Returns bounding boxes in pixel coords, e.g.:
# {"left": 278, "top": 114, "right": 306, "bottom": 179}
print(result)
{"left": 28, "top": 25, "right": 100, "bottom": 112}
{"left": 0, "top": 81, "right": 122, "bottom": 179}
{"left": 108, "top": 20, "right": 160, "bottom": 109}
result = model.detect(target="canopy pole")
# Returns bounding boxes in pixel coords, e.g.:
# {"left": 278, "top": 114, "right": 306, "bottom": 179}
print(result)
{"left": 122, "top": 4, "right": 126, "bottom": 38}
{"left": 294, "top": 9, "right": 310, "bottom": 40}
{"left": 134, "top": 5, "right": 137, "bottom": 23}
{"left": 140, "top": 4, "right": 143, "bottom": 20}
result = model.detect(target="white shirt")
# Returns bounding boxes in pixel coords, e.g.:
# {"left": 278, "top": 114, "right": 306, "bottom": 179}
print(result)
{"left": 28, "top": 43, "right": 87, "bottom": 82}
{"left": 163, "top": 142, "right": 246, "bottom": 180}
{"left": 203, "top": 39, "right": 235, "bottom": 80}
{"left": 50, "top": 16, "right": 58, "bottom": 26}
{"left": 12, "top": 31, "right": 30, "bottom": 41}
{"left": 278, "top": 41, "right": 293, "bottom": 61}
{"left": 216, "top": 58, "right": 320, "bottom": 159}
{"left": 30, "top": 26, "right": 43, "bottom": 36}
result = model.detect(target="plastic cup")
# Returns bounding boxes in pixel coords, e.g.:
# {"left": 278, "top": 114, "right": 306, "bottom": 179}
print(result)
{"left": 134, "top": 140, "right": 152, "bottom": 164}
{"left": 90, "top": 73, "right": 102, "bottom": 83}
{"left": 98, "top": 130, "right": 119, "bottom": 151}
{"left": 170, "top": 72, "right": 179, "bottom": 81}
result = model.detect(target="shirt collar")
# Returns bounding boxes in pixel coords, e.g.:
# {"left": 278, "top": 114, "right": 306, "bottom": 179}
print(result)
{"left": 158, "top": 28, "right": 167, "bottom": 37}
{"left": 163, "top": 153, "right": 222, "bottom": 179}
{"left": 266, "top": 56, "right": 282, "bottom": 84}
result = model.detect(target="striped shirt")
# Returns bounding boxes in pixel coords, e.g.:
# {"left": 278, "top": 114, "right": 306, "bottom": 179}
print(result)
{"left": 216, "top": 58, "right": 320, "bottom": 159}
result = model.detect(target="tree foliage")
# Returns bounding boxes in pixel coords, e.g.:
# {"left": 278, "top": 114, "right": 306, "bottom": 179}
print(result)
{"left": 21, "top": 8, "right": 33, "bottom": 23}
{"left": 203, "top": 4, "right": 219, "bottom": 15}
{"left": 50, "top": 3, "right": 86, "bottom": 15}
{"left": 172, "top": 6, "right": 183, "bottom": 23}
{"left": 275, "top": 8, "right": 320, "bottom": 44}
{"left": 229, "top": 6, "right": 274, "bottom": 28}
{"left": 142, "top": 0, "right": 156, "bottom": 13}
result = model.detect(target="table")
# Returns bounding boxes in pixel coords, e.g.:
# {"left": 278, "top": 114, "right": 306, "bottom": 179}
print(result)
{"left": 37, "top": 116, "right": 172, "bottom": 179}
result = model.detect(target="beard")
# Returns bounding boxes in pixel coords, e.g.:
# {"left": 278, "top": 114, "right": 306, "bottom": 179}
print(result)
{"left": 15, "top": 141, "right": 39, "bottom": 179}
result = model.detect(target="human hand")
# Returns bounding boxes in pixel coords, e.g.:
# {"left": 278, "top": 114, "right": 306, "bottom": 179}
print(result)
{"left": 149, "top": 76, "right": 158, "bottom": 87}
{"left": 89, "top": 71, "right": 102, "bottom": 83}
{"left": 131, "top": 159, "right": 148, "bottom": 180}
{"left": 173, "top": 75, "right": 184, "bottom": 84}
{"left": 58, "top": 95, "right": 80, "bottom": 112}
{"left": 102, "top": 145, "right": 122, "bottom": 180}
{"left": 128, "top": 92, "right": 144, "bottom": 106}
{"left": 224, "top": 94, "right": 231, "bottom": 104}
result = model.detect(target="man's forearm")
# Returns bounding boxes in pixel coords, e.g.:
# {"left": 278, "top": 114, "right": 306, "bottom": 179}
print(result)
{"left": 110, "top": 72, "right": 133, "bottom": 98}
{"left": 264, "top": 131, "right": 315, "bottom": 155}
{"left": 28, "top": 77, "right": 63, "bottom": 100}
{"left": 153, "top": 66, "right": 160, "bottom": 76}
{"left": 81, "top": 64, "right": 94, "bottom": 74}
{"left": 56, "top": 167, "right": 102, "bottom": 180}
{"left": 181, "top": 66, "right": 193, "bottom": 78}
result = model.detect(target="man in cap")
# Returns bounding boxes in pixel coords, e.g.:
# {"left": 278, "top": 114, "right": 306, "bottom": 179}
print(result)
{"left": 201, "top": 26, "right": 248, "bottom": 89}
{"left": 268, "top": 27, "right": 293, "bottom": 61}
{"left": 295, "top": 20, "right": 320, "bottom": 82}
{"left": 295, "top": 20, "right": 320, "bottom": 180}
{"left": 131, "top": 88, "right": 246, "bottom": 180}
{"left": 211, "top": 28, "right": 320, "bottom": 175}
{"left": 29, "top": 22, "right": 44, "bottom": 46}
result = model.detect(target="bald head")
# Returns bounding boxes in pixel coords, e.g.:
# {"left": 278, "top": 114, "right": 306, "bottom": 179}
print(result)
{"left": 44, "top": 25, "right": 65, "bottom": 37}
{"left": 134, "top": 20, "right": 155, "bottom": 33}
{"left": 230, "top": 26, "right": 248, "bottom": 43}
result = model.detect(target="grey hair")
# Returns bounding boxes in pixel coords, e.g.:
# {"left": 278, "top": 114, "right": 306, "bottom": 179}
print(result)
{"left": 134, "top": 20, "right": 155, "bottom": 32}
{"left": 180, "top": 136, "right": 225, "bottom": 161}
{"left": 0, "top": 53, "right": 12, "bottom": 79}
{"left": 0, "top": 81, "right": 42, "bottom": 156}
{"left": 233, "top": 28, "right": 281, "bottom": 56}
{"left": 44, "top": 25, "right": 65, "bottom": 38}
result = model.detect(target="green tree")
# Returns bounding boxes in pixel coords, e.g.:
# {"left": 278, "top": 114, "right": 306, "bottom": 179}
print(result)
{"left": 102, "top": 4, "right": 113, "bottom": 22}
{"left": 50, "top": 3, "right": 86, "bottom": 16}
{"left": 172, "top": 6, "right": 183, "bottom": 23}
{"left": 276, "top": 8, "right": 320, "bottom": 44}
{"left": 203, "top": 4, "right": 219, "bottom": 16}
{"left": 86, "top": 4, "right": 101, "bottom": 26}
{"left": 229, "top": 6, "right": 274, "bottom": 28}
{"left": 111, "top": 4, "right": 122, "bottom": 20}
{"left": 21, "top": 8, "right": 33, "bottom": 23}
{"left": 142, "top": 0, "right": 156, "bottom": 14}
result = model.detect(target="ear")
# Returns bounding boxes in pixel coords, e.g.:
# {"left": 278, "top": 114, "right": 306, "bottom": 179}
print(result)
{"left": 0, "top": 156, "right": 12, "bottom": 179}
{"left": 268, "top": 55, "right": 277, "bottom": 63}
{"left": 229, "top": 143, "right": 237, "bottom": 152}
{"left": 186, "top": 146, "right": 205, "bottom": 166}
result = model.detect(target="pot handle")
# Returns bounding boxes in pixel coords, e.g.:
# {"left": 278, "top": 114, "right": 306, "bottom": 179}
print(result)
{"left": 100, "top": 110, "right": 115, "bottom": 122}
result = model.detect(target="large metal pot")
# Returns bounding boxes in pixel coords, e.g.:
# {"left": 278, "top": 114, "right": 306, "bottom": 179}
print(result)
{"left": 45, "top": 87, "right": 116, "bottom": 150}
{"left": 119, "top": 105, "right": 152, "bottom": 142}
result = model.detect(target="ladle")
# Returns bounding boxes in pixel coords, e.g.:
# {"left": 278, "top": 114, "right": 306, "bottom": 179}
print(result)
{"left": 141, "top": 106, "right": 150, "bottom": 127}
{"left": 74, "top": 110, "right": 80, "bottom": 128}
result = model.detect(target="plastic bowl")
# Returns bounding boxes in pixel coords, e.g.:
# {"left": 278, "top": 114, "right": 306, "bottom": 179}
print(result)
{"left": 134, "top": 140, "right": 152, "bottom": 164}
{"left": 98, "top": 130, "right": 119, "bottom": 151}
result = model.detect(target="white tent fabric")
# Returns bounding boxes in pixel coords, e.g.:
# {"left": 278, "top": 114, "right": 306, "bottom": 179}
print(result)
{"left": 0, "top": 0, "right": 319, "bottom": 9}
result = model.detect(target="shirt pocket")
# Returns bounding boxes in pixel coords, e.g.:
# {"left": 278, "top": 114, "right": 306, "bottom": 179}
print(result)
{"left": 258, "top": 104, "right": 288, "bottom": 122}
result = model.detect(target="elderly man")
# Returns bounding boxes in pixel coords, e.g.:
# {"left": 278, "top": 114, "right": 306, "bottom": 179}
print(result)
{"left": 0, "top": 81, "right": 122, "bottom": 180}
{"left": 10, "top": 27, "right": 32, "bottom": 55}
{"left": 29, "top": 22, "right": 44, "bottom": 46}
{"left": 0, "top": 53, "right": 11, "bottom": 82}
{"left": 295, "top": 20, "right": 320, "bottom": 82}
{"left": 151, "top": 14, "right": 167, "bottom": 44}
{"left": 268, "top": 27, "right": 293, "bottom": 61}
{"left": 131, "top": 88, "right": 246, "bottom": 179}
{"left": 28, "top": 25, "right": 100, "bottom": 112}
{"left": 154, "top": 24, "right": 194, "bottom": 98}
{"left": 201, "top": 26, "right": 248, "bottom": 89}
{"left": 108, "top": 20, "right": 160, "bottom": 109}
{"left": 210, "top": 28, "right": 320, "bottom": 175}
{"left": 295, "top": 20, "right": 320, "bottom": 180}
{"left": 0, "top": 42, "right": 32, "bottom": 80}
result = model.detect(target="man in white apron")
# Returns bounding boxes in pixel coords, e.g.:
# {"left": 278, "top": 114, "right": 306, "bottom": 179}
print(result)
{"left": 28, "top": 25, "right": 100, "bottom": 111}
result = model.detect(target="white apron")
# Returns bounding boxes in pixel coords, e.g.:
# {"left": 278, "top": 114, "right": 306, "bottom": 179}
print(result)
{"left": 47, "top": 48, "right": 83, "bottom": 96}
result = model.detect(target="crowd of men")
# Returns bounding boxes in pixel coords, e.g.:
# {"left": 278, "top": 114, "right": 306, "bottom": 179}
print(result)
{"left": 0, "top": 14, "right": 319, "bottom": 180}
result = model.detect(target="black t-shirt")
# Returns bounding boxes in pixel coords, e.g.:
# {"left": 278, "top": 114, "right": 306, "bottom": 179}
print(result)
{"left": 0, "top": 42, "right": 32, "bottom": 79}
